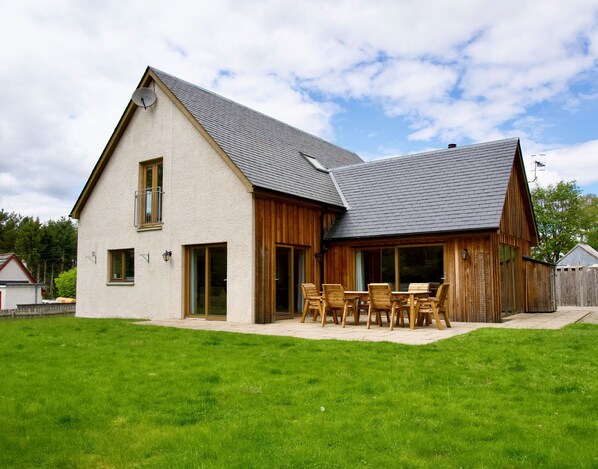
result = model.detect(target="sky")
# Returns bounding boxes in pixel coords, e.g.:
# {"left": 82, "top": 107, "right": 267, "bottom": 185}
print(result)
{"left": 1, "top": 0, "right": 598, "bottom": 222}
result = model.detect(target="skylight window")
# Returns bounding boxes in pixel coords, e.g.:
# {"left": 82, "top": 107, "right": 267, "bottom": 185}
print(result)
{"left": 301, "top": 152, "right": 328, "bottom": 173}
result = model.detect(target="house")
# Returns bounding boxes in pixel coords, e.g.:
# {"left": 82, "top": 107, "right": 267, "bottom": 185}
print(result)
{"left": 70, "top": 66, "right": 553, "bottom": 323}
{"left": 0, "top": 253, "right": 43, "bottom": 309}
{"left": 557, "top": 243, "right": 598, "bottom": 268}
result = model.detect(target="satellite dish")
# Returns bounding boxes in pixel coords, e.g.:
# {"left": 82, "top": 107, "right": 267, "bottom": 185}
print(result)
{"left": 132, "top": 87, "right": 157, "bottom": 109}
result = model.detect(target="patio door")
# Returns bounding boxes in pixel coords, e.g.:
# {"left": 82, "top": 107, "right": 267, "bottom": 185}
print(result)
{"left": 186, "top": 244, "right": 227, "bottom": 318}
{"left": 275, "top": 246, "right": 306, "bottom": 318}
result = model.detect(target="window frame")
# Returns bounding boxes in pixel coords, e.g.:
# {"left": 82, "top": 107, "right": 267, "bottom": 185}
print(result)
{"left": 108, "top": 249, "right": 135, "bottom": 283}
{"left": 355, "top": 243, "right": 445, "bottom": 291}
{"left": 138, "top": 158, "right": 164, "bottom": 229}
{"left": 185, "top": 244, "right": 228, "bottom": 319}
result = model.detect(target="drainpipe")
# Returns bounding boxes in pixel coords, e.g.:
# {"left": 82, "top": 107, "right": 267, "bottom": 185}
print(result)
{"left": 317, "top": 207, "right": 329, "bottom": 287}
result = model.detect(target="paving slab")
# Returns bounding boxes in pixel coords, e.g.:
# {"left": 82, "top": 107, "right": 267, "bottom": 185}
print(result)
{"left": 137, "top": 307, "right": 594, "bottom": 345}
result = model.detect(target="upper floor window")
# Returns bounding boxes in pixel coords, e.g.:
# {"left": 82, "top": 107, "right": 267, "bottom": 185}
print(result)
{"left": 109, "top": 249, "right": 134, "bottom": 282}
{"left": 135, "top": 159, "right": 163, "bottom": 228}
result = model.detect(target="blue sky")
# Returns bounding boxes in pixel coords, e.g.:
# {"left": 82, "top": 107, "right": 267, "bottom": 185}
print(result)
{"left": 1, "top": 0, "right": 597, "bottom": 220}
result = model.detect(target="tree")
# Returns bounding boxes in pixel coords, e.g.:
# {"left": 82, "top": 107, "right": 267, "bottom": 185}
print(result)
{"left": 42, "top": 217, "right": 78, "bottom": 296}
{"left": 14, "top": 217, "right": 45, "bottom": 280}
{"left": 0, "top": 210, "right": 22, "bottom": 252}
{"left": 44, "top": 217, "right": 77, "bottom": 272}
{"left": 531, "top": 181, "right": 583, "bottom": 264}
{"left": 580, "top": 194, "right": 598, "bottom": 250}
{"left": 55, "top": 268, "right": 77, "bottom": 298}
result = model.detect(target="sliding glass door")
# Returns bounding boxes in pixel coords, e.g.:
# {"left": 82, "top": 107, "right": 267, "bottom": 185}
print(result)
{"left": 187, "top": 244, "right": 227, "bottom": 317}
{"left": 275, "top": 246, "right": 306, "bottom": 317}
{"left": 356, "top": 245, "right": 444, "bottom": 290}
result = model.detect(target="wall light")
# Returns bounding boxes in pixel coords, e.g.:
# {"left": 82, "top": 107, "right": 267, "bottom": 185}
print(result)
{"left": 461, "top": 248, "right": 469, "bottom": 260}
{"left": 162, "top": 250, "right": 172, "bottom": 262}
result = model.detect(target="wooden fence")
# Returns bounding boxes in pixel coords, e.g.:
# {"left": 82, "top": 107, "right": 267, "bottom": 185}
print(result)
{"left": 555, "top": 267, "right": 598, "bottom": 307}
{"left": 524, "top": 257, "right": 556, "bottom": 312}
{"left": 0, "top": 303, "right": 76, "bottom": 320}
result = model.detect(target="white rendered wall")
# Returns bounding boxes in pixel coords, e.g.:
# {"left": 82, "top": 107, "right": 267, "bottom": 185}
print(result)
{"left": 76, "top": 85, "right": 255, "bottom": 322}
{"left": 0, "top": 284, "right": 42, "bottom": 309}
{"left": 0, "top": 259, "right": 32, "bottom": 282}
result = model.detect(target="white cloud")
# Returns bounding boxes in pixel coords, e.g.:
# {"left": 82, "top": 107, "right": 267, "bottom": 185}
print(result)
{"left": 529, "top": 140, "right": 598, "bottom": 188}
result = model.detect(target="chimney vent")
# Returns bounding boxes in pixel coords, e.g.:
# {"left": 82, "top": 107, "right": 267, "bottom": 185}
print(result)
{"left": 448, "top": 143, "right": 457, "bottom": 149}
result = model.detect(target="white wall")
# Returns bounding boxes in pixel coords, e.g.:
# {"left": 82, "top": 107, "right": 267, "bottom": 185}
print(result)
{"left": 0, "top": 259, "right": 32, "bottom": 282}
{"left": 0, "top": 284, "right": 42, "bottom": 309}
{"left": 76, "top": 85, "right": 255, "bottom": 322}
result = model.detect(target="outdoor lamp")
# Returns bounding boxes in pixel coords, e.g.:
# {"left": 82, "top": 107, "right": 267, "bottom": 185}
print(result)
{"left": 162, "top": 250, "right": 172, "bottom": 262}
{"left": 461, "top": 248, "right": 469, "bottom": 260}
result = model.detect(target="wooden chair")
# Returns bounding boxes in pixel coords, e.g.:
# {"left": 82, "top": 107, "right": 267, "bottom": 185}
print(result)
{"left": 367, "top": 283, "right": 401, "bottom": 330}
{"left": 322, "top": 284, "right": 356, "bottom": 327}
{"left": 300, "top": 283, "right": 323, "bottom": 323}
{"left": 397, "top": 283, "right": 432, "bottom": 326}
{"left": 416, "top": 283, "right": 451, "bottom": 330}
{"left": 356, "top": 296, "right": 369, "bottom": 324}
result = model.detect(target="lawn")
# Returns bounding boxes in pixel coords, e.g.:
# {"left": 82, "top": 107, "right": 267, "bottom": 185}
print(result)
{"left": 0, "top": 318, "right": 596, "bottom": 468}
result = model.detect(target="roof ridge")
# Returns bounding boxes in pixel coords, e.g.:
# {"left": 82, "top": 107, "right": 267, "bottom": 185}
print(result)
{"left": 331, "top": 137, "right": 520, "bottom": 173}
{"left": 150, "top": 66, "right": 361, "bottom": 159}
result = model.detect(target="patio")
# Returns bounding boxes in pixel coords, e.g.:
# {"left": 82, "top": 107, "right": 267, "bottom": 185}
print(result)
{"left": 138, "top": 307, "right": 595, "bottom": 345}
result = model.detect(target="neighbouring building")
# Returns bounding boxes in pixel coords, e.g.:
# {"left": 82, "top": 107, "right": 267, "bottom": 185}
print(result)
{"left": 0, "top": 253, "right": 43, "bottom": 310}
{"left": 70, "top": 66, "right": 554, "bottom": 323}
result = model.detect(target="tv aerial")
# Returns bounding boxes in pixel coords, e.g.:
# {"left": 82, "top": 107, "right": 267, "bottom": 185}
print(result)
{"left": 528, "top": 153, "right": 546, "bottom": 183}
{"left": 132, "top": 87, "right": 157, "bottom": 110}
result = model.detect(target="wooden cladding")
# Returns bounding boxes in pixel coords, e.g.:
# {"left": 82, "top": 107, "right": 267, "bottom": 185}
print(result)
{"left": 254, "top": 194, "right": 336, "bottom": 323}
{"left": 253, "top": 148, "right": 545, "bottom": 324}
{"left": 325, "top": 234, "right": 503, "bottom": 323}
{"left": 499, "top": 161, "right": 536, "bottom": 244}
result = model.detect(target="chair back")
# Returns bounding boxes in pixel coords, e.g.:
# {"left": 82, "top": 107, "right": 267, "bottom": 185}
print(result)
{"left": 435, "top": 283, "right": 449, "bottom": 308}
{"left": 407, "top": 283, "right": 431, "bottom": 293}
{"left": 368, "top": 283, "right": 392, "bottom": 309}
{"left": 301, "top": 283, "right": 320, "bottom": 303}
{"left": 322, "top": 284, "right": 345, "bottom": 308}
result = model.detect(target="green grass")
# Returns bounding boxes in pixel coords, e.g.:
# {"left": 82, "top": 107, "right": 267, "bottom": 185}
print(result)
{"left": 0, "top": 318, "right": 596, "bottom": 468}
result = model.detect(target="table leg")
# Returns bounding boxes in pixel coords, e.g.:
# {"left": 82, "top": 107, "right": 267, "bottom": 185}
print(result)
{"left": 409, "top": 293, "right": 415, "bottom": 329}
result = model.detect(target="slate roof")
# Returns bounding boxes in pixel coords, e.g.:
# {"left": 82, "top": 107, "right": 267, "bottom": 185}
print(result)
{"left": 151, "top": 68, "right": 363, "bottom": 208}
{"left": 325, "top": 138, "right": 521, "bottom": 240}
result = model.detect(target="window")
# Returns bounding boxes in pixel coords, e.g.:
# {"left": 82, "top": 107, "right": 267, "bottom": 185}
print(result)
{"left": 355, "top": 245, "right": 444, "bottom": 290}
{"left": 136, "top": 159, "right": 163, "bottom": 227}
{"left": 355, "top": 248, "right": 395, "bottom": 290}
{"left": 109, "top": 249, "right": 134, "bottom": 282}
{"left": 301, "top": 152, "right": 328, "bottom": 172}
{"left": 398, "top": 246, "right": 444, "bottom": 290}
{"left": 275, "top": 245, "right": 307, "bottom": 316}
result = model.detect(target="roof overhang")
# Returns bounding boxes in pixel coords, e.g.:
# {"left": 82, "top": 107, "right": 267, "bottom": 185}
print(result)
{"left": 513, "top": 141, "right": 540, "bottom": 245}
{"left": 325, "top": 227, "right": 501, "bottom": 243}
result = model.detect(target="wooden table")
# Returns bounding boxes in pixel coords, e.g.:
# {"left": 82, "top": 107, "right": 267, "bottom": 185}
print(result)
{"left": 394, "top": 291, "right": 429, "bottom": 329}
{"left": 343, "top": 291, "right": 428, "bottom": 329}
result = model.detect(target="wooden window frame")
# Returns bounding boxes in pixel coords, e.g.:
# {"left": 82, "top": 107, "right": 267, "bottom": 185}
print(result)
{"left": 274, "top": 244, "right": 309, "bottom": 318}
{"left": 138, "top": 158, "right": 163, "bottom": 228}
{"left": 108, "top": 249, "right": 134, "bottom": 283}
{"left": 184, "top": 244, "right": 228, "bottom": 319}
{"left": 355, "top": 243, "right": 445, "bottom": 290}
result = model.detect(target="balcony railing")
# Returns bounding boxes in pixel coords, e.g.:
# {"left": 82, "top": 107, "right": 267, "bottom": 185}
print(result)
{"left": 134, "top": 188, "right": 163, "bottom": 227}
